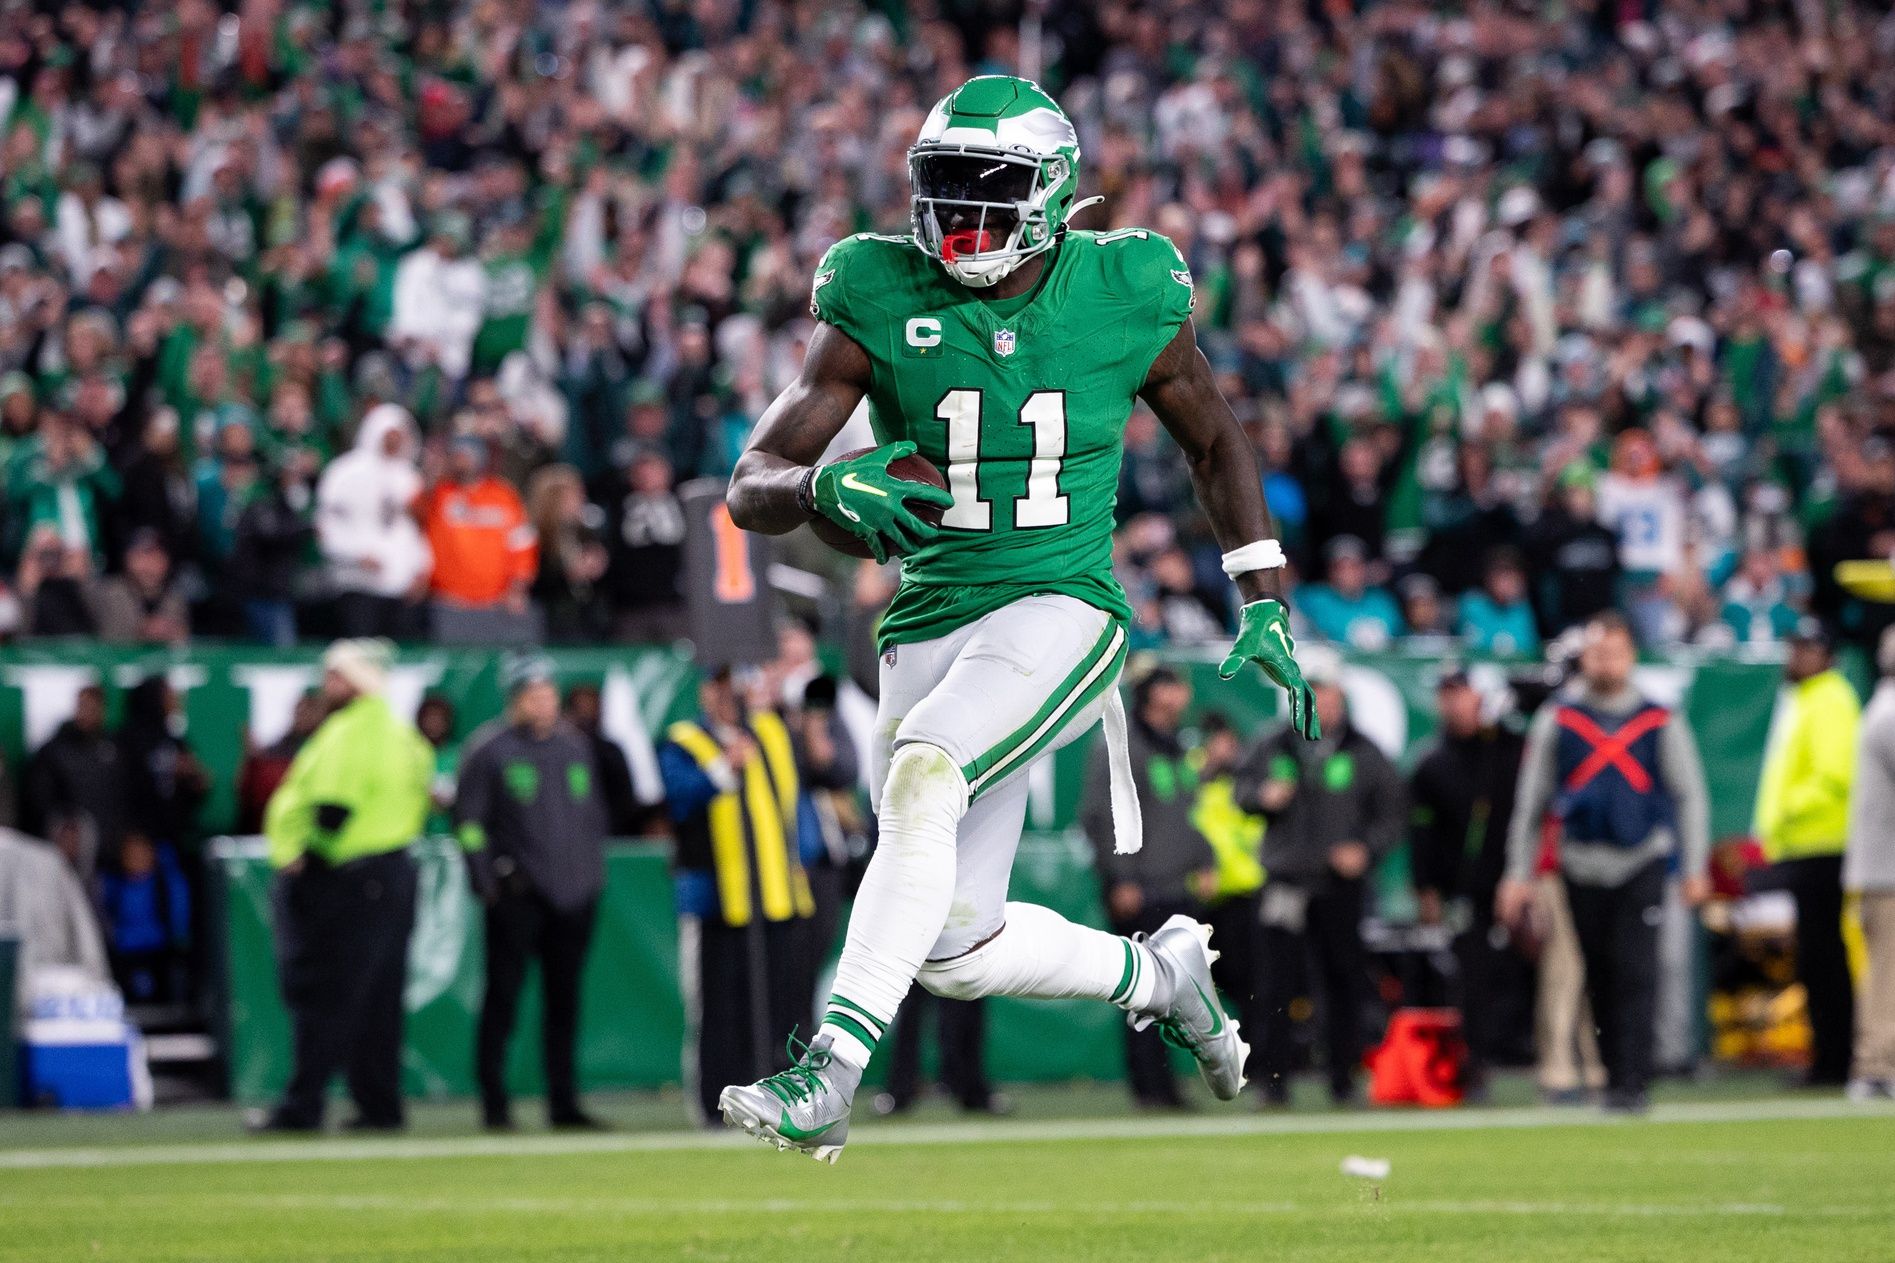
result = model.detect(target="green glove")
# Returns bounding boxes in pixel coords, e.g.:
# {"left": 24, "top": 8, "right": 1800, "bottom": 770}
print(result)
{"left": 810, "top": 441, "right": 954, "bottom": 564}
{"left": 1219, "top": 598, "right": 1321, "bottom": 741}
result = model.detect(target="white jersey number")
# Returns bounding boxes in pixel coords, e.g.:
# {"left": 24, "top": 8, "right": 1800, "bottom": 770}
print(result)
{"left": 933, "top": 389, "right": 1070, "bottom": 531}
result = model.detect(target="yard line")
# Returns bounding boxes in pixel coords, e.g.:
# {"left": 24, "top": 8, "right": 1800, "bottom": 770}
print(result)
{"left": 0, "top": 1097, "right": 1887, "bottom": 1172}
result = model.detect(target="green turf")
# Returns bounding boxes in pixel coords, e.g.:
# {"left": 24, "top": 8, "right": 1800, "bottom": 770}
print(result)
{"left": 1, "top": 1094, "right": 1890, "bottom": 1261}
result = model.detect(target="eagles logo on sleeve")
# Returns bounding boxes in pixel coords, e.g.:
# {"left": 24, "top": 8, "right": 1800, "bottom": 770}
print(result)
{"left": 810, "top": 269, "right": 836, "bottom": 319}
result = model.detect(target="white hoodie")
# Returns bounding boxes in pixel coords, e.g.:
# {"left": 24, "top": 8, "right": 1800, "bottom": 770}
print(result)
{"left": 316, "top": 404, "right": 432, "bottom": 597}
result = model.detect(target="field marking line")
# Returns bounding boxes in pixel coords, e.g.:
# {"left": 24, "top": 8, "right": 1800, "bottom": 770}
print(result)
{"left": 0, "top": 1097, "right": 1887, "bottom": 1172}
{"left": 3, "top": 1190, "right": 1886, "bottom": 1221}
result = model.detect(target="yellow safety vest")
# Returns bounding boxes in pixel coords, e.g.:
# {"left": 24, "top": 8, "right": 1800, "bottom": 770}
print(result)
{"left": 1191, "top": 774, "right": 1266, "bottom": 900}
{"left": 667, "top": 712, "right": 815, "bottom": 926}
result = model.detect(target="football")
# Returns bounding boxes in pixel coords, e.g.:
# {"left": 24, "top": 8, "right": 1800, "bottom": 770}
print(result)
{"left": 809, "top": 448, "right": 950, "bottom": 558}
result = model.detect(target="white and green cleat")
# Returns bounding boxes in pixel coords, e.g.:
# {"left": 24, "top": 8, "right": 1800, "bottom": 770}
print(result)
{"left": 718, "top": 1033, "right": 857, "bottom": 1164}
{"left": 1130, "top": 914, "right": 1250, "bottom": 1100}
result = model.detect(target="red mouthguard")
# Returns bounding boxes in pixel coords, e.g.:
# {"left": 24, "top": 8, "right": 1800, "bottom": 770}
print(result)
{"left": 942, "top": 230, "right": 993, "bottom": 261}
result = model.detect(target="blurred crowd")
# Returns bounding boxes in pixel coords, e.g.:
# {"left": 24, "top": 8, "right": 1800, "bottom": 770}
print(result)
{"left": 0, "top": 0, "right": 1893, "bottom": 652}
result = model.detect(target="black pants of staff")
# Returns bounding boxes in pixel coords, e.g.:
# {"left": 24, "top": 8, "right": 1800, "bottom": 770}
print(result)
{"left": 1259, "top": 878, "right": 1368, "bottom": 1104}
{"left": 1108, "top": 897, "right": 1193, "bottom": 1107}
{"left": 1780, "top": 854, "right": 1855, "bottom": 1085}
{"left": 1564, "top": 859, "right": 1665, "bottom": 1100}
{"left": 270, "top": 849, "right": 417, "bottom": 1129}
{"left": 477, "top": 885, "right": 599, "bottom": 1127}
{"left": 883, "top": 990, "right": 993, "bottom": 1112}
{"left": 694, "top": 916, "right": 813, "bottom": 1121}
{"left": 1203, "top": 892, "right": 1264, "bottom": 1081}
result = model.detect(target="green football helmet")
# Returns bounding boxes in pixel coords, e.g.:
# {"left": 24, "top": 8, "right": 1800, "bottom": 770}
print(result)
{"left": 909, "top": 75, "right": 1085, "bottom": 288}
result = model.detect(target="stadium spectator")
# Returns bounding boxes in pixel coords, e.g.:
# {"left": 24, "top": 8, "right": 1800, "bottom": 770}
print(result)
{"left": 1409, "top": 667, "right": 1529, "bottom": 1096}
{"left": 1458, "top": 550, "right": 1540, "bottom": 658}
{"left": 1499, "top": 613, "right": 1711, "bottom": 1112}
{"left": 526, "top": 464, "right": 610, "bottom": 644}
{"left": 456, "top": 656, "right": 610, "bottom": 1132}
{"left": 417, "top": 694, "right": 462, "bottom": 840}
{"left": 89, "top": 530, "right": 188, "bottom": 644}
{"left": 315, "top": 405, "right": 429, "bottom": 640}
{"left": 419, "top": 435, "right": 539, "bottom": 643}
{"left": 1083, "top": 665, "right": 1214, "bottom": 1111}
{"left": 1235, "top": 646, "right": 1406, "bottom": 1106}
{"left": 1526, "top": 465, "right": 1623, "bottom": 639}
{"left": 1846, "top": 626, "right": 1895, "bottom": 1102}
{"left": 1754, "top": 621, "right": 1862, "bottom": 1088}
{"left": 235, "top": 691, "right": 327, "bottom": 836}
{"left": 1718, "top": 548, "right": 1802, "bottom": 649}
{"left": 23, "top": 683, "right": 123, "bottom": 876}
{"left": 225, "top": 452, "right": 318, "bottom": 648}
{"left": 98, "top": 830, "right": 190, "bottom": 1005}
{"left": 601, "top": 448, "right": 687, "bottom": 644}
{"left": 1297, "top": 536, "right": 1403, "bottom": 651}
{"left": 15, "top": 526, "right": 98, "bottom": 638}
{"left": 255, "top": 639, "right": 432, "bottom": 1133}
{"left": 659, "top": 668, "right": 814, "bottom": 1123}
{"left": 116, "top": 676, "right": 209, "bottom": 872}
{"left": 1397, "top": 574, "right": 1456, "bottom": 650}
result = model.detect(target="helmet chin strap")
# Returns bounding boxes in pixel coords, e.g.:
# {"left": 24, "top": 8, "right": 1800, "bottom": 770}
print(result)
{"left": 1063, "top": 195, "right": 1105, "bottom": 225}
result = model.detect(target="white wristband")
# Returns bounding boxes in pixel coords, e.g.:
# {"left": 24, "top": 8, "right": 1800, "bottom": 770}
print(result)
{"left": 1221, "top": 539, "right": 1287, "bottom": 578}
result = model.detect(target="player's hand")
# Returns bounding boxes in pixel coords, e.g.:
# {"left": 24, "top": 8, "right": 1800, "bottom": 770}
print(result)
{"left": 1219, "top": 598, "right": 1320, "bottom": 740}
{"left": 810, "top": 441, "right": 954, "bottom": 564}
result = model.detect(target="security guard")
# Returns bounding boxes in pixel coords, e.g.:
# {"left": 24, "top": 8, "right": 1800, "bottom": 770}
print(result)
{"left": 1190, "top": 711, "right": 1267, "bottom": 1082}
{"left": 256, "top": 639, "right": 433, "bottom": 1132}
{"left": 1754, "top": 620, "right": 1862, "bottom": 1086}
{"left": 658, "top": 668, "right": 815, "bottom": 1121}
{"left": 456, "top": 655, "right": 611, "bottom": 1131}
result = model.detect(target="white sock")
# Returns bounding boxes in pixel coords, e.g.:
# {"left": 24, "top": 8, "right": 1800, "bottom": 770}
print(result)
{"left": 817, "top": 744, "right": 965, "bottom": 1070}
{"left": 917, "top": 901, "right": 1166, "bottom": 1012}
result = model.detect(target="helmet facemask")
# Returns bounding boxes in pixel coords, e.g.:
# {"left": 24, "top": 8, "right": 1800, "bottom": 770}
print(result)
{"left": 910, "top": 145, "right": 1072, "bottom": 288}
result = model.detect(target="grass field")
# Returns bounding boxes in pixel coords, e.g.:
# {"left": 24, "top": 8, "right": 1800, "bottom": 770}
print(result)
{"left": 2, "top": 1086, "right": 1891, "bottom": 1262}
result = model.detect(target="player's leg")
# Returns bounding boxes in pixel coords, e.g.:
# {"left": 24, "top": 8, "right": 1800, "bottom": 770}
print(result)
{"left": 719, "top": 623, "right": 970, "bottom": 1159}
{"left": 901, "top": 597, "right": 1249, "bottom": 1099}
{"left": 719, "top": 596, "right": 1136, "bottom": 1155}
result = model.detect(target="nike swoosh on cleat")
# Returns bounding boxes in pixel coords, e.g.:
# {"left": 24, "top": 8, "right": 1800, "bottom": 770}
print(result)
{"left": 776, "top": 1113, "right": 840, "bottom": 1143}
{"left": 840, "top": 472, "right": 890, "bottom": 498}
{"left": 1192, "top": 980, "right": 1225, "bottom": 1037}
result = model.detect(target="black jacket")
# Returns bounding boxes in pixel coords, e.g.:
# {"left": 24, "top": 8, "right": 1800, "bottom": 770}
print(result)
{"left": 1233, "top": 720, "right": 1406, "bottom": 887}
{"left": 25, "top": 719, "right": 125, "bottom": 845}
{"left": 454, "top": 719, "right": 609, "bottom": 912}
{"left": 1407, "top": 726, "right": 1525, "bottom": 905}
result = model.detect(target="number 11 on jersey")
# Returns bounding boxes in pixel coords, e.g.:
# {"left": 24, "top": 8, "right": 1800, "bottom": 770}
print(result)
{"left": 934, "top": 389, "right": 1070, "bottom": 532}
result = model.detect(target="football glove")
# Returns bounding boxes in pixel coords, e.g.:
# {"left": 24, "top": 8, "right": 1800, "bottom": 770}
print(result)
{"left": 1219, "top": 598, "right": 1321, "bottom": 741}
{"left": 810, "top": 441, "right": 954, "bottom": 564}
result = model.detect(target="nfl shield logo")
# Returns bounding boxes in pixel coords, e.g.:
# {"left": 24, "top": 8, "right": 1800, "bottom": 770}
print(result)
{"left": 993, "top": 328, "right": 1017, "bottom": 358}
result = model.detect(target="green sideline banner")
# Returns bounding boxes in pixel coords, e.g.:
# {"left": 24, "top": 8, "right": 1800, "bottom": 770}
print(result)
{"left": 212, "top": 832, "right": 1118, "bottom": 1104}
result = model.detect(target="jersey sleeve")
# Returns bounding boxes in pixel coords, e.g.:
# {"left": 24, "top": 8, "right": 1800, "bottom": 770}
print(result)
{"left": 1106, "top": 231, "right": 1197, "bottom": 376}
{"left": 809, "top": 235, "right": 876, "bottom": 348}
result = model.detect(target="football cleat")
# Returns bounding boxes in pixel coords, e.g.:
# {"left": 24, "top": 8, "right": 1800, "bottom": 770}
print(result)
{"left": 718, "top": 1032, "right": 857, "bottom": 1164}
{"left": 1131, "top": 915, "right": 1250, "bottom": 1101}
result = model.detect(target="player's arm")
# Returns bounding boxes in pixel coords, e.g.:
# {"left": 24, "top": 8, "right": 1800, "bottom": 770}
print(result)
{"left": 727, "top": 323, "right": 951, "bottom": 562}
{"left": 1140, "top": 319, "right": 1319, "bottom": 740}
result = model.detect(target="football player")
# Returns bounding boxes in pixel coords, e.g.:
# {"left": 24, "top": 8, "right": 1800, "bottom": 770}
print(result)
{"left": 721, "top": 75, "right": 1317, "bottom": 1160}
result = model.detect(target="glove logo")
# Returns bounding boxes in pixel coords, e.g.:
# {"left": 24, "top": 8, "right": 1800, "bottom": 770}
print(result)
{"left": 840, "top": 472, "right": 891, "bottom": 498}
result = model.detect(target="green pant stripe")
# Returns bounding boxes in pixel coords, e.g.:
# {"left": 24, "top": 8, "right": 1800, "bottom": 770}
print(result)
{"left": 962, "top": 621, "right": 1126, "bottom": 798}
{"left": 826, "top": 995, "right": 885, "bottom": 1037}
{"left": 823, "top": 1011, "right": 880, "bottom": 1051}
{"left": 1110, "top": 940, "right": 1136, "bottom": 1004}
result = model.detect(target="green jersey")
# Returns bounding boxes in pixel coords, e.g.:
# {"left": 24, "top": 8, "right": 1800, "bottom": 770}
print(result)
{"left": 811, "top": 229, "right": 1195, "bottom": 648}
